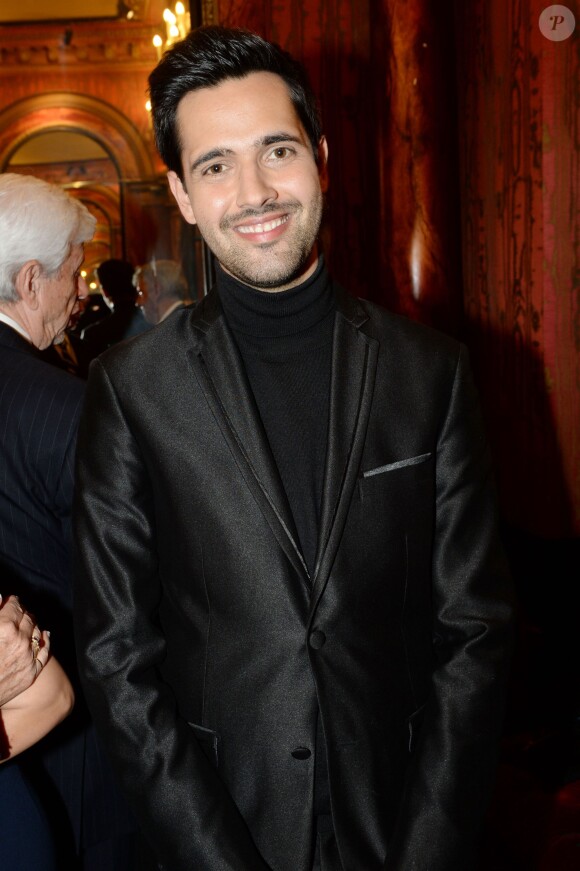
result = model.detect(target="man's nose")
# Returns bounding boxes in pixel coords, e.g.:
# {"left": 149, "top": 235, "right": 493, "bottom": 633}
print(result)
{"left": 235, "top": 162, "right": 277, "bottom": 210}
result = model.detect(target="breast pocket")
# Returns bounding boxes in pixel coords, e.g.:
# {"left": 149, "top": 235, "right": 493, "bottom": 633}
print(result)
{"left": 363, "top": 452, "right": 432, "bottom": 479}
{"left": 359, "top": 452, "right": 433, "bottom": 499}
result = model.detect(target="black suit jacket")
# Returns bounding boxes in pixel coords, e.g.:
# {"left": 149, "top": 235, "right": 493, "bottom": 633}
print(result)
{"left": 0, "top": 322, "right": 135, "bottom": 857}
{"left": 73, "top": 284, "right": 514, "bottom": 871}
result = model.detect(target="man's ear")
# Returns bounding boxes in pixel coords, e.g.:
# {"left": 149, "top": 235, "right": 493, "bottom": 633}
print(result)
{"left": 317, "top": 137, "right": 329, "bottom": 194}
{"left": 14, "top": 261, "right": 42, "bottom": 310}
{"left": 167, "top": 171, "right": 197, "bottom": 225}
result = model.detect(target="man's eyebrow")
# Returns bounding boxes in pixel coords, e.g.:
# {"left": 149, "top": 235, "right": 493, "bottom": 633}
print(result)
{"left": 259, "top": 132, "right": 302, "bottom": 147}
{"left": 189, "top": 133, "right": 302, "bottom": 173}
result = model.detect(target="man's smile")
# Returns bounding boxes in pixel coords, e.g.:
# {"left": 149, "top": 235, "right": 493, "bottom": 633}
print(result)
{"left": 235, "top": 214, "right": 290, "bottom": 235}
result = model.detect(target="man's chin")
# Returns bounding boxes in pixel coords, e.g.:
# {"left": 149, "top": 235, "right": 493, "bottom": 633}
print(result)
{"left": 223, "top": 256, "right": 315, "bottom": 292}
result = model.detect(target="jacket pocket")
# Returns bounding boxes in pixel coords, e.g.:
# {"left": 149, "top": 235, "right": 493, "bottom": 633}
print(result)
{"left": 358, "top": 451, "right": 434, "bottom": 502}
{"left": 407, "top": 704, "right": 426, "bottom": 754}
{"left": 362, "top": 452, "right": 432, "bottom": 478}
{"left": 188, "top": 721, "right": 220, "bottom": 768}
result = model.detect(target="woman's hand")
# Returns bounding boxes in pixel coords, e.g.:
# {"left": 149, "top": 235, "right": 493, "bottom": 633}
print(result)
{"left": 0, "top": 594, "right": 50, "bottom": 706}
{"left": 1, "top": 594, "right": 73, "bottom": 760}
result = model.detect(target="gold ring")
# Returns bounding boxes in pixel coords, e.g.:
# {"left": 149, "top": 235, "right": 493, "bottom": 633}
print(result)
{"left": 31, "top": 635, "right": 41, "bottom": 659}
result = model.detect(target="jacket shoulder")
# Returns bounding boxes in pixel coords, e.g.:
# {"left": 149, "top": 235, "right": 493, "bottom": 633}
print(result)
{"left": 92, "top": 294, "right": 211, "bottom": 373}
{"left": 337, "top": 286, "right": 462, "bottom": 361}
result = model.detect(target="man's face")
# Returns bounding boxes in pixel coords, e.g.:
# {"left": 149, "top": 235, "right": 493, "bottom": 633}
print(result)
{"left": 38, "top": 244, "right": 87, "bottom": 348}
{"left": 168, "top": 71, "right": 328, "bottom": 292}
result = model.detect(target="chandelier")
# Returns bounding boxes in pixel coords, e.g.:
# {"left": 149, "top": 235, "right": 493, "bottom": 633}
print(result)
{"left": 153, "top": 3, "right": 191, "bottom": 59}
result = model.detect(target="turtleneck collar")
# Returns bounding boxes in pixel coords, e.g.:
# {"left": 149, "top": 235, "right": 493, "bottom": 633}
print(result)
{"left": 216, "top": 257, "right": 335, "bottom": 341}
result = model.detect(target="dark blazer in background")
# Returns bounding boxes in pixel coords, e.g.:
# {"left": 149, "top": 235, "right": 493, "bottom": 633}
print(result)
{"left": 73, "top": 285, "right": 514, "bottom": 871}
{"left": 0, "top": 322, "right": 136, "bottom": 868}
{"left": 81, "top": 302, "right": 151, "bottom": 357}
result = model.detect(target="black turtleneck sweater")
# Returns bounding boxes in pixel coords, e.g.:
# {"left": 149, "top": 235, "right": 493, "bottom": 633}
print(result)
{"left": 216, "top": 259, "right": 336, "bottom": 578}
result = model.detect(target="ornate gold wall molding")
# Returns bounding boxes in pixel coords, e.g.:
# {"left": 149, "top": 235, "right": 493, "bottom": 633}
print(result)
{"left": 0, "top": 23, "right": 158, "bottom": 69}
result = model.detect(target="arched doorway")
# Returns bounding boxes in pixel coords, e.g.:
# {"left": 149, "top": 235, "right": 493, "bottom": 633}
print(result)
{"left": 0, "top": 92, "right": 165, "bottom": 265}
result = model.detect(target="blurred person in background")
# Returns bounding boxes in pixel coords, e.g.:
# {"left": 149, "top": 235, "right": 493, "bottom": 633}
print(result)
{"left": 135, "top": 258, "right": 193, "bottom": 325}
{"left": 75, "top": 288, "right": 110, "bottom": 336}
{"left": 80, "top": 257, "right": 150, "bottom": 367}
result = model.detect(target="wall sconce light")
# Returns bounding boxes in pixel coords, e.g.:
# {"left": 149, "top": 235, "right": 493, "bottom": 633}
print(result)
{"left": 153, "top": 3, "right": 191, "bottom": 60}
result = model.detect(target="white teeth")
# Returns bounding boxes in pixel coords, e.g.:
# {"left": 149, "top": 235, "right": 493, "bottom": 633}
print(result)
{"left": 237, "top": 215, "right": 288, "bottom": 234}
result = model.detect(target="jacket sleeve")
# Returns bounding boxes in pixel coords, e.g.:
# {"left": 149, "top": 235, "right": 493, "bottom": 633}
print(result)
{"left": 72, "top": 359, "right": 271, "bottom": 871}
{"left": 384, "top": 345, "right": 515, "bottom": 871}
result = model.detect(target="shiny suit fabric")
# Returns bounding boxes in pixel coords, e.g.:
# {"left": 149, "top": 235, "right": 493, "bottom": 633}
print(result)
{"left": 0, "top": 323, "right": 136, "bottom": 867}
{"left": 73, "top": 285, "right": 514, "bottom": 871}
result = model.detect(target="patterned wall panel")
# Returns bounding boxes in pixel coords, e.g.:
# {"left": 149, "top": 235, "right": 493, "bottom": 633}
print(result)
{"left": 456, "top": 0, "right": 579, "bottom": 537}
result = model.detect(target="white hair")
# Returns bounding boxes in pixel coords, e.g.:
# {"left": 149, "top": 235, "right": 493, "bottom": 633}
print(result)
{"left": 0, "top": 173, "right": 96, "bottom": 302}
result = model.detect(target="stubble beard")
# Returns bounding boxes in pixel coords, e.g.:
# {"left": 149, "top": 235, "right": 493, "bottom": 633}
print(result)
{"left": 207, "top": 196, "right": 323, "bottom": 291}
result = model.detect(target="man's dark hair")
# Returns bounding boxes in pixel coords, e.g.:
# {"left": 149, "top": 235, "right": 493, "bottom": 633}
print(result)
{"left": 148, "top": 25, "right": 323, "bottom": 180}
{"left": 96, "top": 259, "right": 136, "bottom": 304}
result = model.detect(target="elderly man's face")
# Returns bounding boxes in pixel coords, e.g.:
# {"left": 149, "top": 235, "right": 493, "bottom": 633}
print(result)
{"left": 38, "top": 244, "right": 87, "bottom": 349}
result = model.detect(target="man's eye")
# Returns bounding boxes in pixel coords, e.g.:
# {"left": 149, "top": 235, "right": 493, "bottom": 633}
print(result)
{"left": 271, "top": 147, "right": 291, "bottom": 159}
{"left": 204, "top": 163, "right": 225, "bottom": 175}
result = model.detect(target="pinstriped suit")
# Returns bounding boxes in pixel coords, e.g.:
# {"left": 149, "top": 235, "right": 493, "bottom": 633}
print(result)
{"left": 0, "top": 322, "right": 137, "bottom": 869}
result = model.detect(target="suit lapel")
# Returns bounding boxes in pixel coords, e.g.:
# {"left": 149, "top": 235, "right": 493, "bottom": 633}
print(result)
{"left": 186, "top": 291, "right": 308, "bottom": 581}
{"left": 312, "top": 289, "right": 379, "bottom": 605}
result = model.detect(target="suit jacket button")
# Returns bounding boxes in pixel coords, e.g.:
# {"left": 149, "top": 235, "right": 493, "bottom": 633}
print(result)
{"left": 291, "top": 747, "right": 311, "bottom": 760}
{"left": 309, "top": 630, "right": 326, "bottom": 649}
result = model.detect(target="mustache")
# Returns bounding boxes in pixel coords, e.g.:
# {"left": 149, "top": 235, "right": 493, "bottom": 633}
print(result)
{"left": 220, "top": 202, "right": 299, "bottom": 231}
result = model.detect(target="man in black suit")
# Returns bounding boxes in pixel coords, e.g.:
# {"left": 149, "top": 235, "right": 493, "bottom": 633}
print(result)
{"left": 80, "top": 258, "right": 150, "bottom": 365}
{"left": 0, "top": 172, "right": 137, "bottom": 869}
{"left": 73, "top": 28, "right": 514, "bottom": 871}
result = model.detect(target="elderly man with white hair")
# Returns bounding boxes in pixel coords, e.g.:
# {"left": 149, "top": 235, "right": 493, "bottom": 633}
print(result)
{"left": 0, "top": 173, "right": 138, "bottom": 870}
